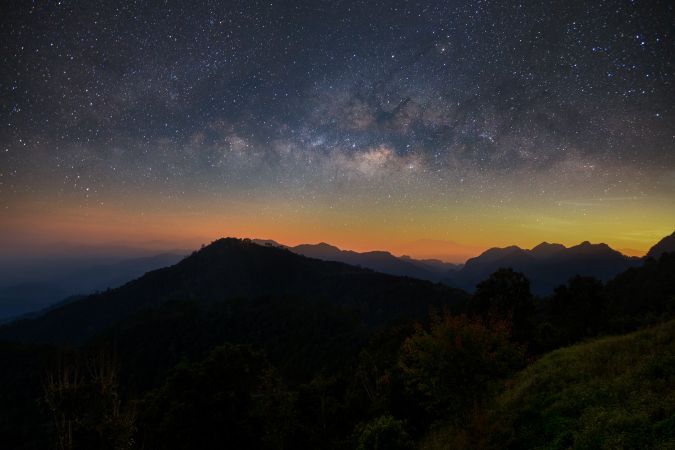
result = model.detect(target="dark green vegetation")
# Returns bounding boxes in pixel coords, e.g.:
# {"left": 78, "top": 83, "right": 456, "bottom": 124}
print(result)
{"left": 0, "top": 239, "right": 674, "bottom": 449}
{"left": 418, "top": 319, "right": 675, "bottom": 450}
{"left": 493, "top": 319, "right": 675, "bottom": 450}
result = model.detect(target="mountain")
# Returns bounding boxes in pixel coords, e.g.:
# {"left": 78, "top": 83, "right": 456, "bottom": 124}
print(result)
{"left": 399, "top": 255, "right": 461, "bottom": 272}
{"left": 0, "top": 253, "right": 186, "bottom": 322}
{"left": 0, "top": 238, "right": 467, "bottom": 345}
{"left": 290, "top": 242, "right": 449, "bottom": 281}
{"left": 603, "top": 252, "right": 675, "bottom": 331}
{"left": 1, "top": 239, "right": 673, "bottom": 450}
{"left": 444, "top": 241, "right": 641, "bottom": 295}
{"left": 253, "top": 240, "right": 459, "bottom": 282}
{"left": 646, "top": 231, "right": 675, "bottom": 259}
{"left": 251, "top": 239, "right": 288, "bottom": 249}
{"left": 0, "top": 283, "right": 72, "bottom": 324}
{"left": 528, "top": 242, "right": 566, "bottom": 258}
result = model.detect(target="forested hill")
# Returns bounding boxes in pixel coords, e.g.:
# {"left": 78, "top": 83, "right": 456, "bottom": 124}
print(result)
{"left": 0, "top": 238, "right": 467, "bottom": 345}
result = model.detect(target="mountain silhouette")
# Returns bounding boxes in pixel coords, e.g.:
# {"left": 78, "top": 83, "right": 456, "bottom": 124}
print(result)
{"left": 529, "top": 242, "right": 566, "bottom": 258}
{"left": 646, "top": 231, "right": 675, "bottom": 259}
{"left": 252, "top": 239, "right": 459, "bottom": 281}
{"left": 0, "top": 238, "right": 467, "bottom": 345}
{"left": 398, "top": 255, "right": 460, "bottom": 272}
{"left": 444, "top": 241, "right": 641, "bottom": 294}
{"left": 1, "top": 238, "right": 674, "bottom": 450}
{"left": 290, "top": 242, "right": 447, "bottom": 281}
{"left": 256, "top": 237, "right": 673, "bottom": 295}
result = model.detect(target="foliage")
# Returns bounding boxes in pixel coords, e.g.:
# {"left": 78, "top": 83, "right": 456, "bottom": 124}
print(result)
{"left": 534, "top": 253, "right": 675, "bottom": 352}
{"left": 351, "top": 325, "right": 415, "bottom": 420}
{"left": 470, "top": 268, "right": 535, "bottom": 343}
{"left": 603, "top": 252, "right": 675, "bottom": 332}
{"left": 355, "top": 415, "right": 413, "bottom": 450}
{"left": 535, "top": 276, "right": 606, "bottom": 351}
{"left": 42, "top": 351, "right": 135, "bottom": 450}
{"left": 137, "top": 344, "right": 295, "bottom": 450}
{"left": 0, "top": 342, "right": 59, "bottom": 450}
{"left": 399, "top": 313, "right": 525, "bottom": 423}
{"left": 489, "top": 319, "right": 675, "bottom": 449}
{"left": 0, "top": 243, "right": 674, "bottom": 449}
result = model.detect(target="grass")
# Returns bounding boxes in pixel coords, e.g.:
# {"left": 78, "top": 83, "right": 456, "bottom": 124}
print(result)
{"left": 419, "top": 320, "right": 675, "bottom": 450}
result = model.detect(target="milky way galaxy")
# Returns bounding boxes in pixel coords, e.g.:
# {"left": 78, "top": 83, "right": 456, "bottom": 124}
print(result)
{"left": 1, "top": 0, "right": 673, "bottom": 259}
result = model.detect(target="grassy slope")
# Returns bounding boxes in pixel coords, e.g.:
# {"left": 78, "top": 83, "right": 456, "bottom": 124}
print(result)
{"left": 421, "top": 320, "right": 675, "bottom": 450}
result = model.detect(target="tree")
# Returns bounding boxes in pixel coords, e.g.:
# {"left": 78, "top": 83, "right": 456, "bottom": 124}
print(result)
{"left": 137, "top": 344, "right": 296, "bottom": 450}
{"left": 399, "top": 314, "right": 525, "bottom": 423}
{"left": 604, "top": 252, "right": 675, "bottom": 331}
{"left": 42, "top": 351, "right": 135, "bottom": 450}
{"left": 470, "top": 268, "right": 535, "bottom": 343}
{"left": 550, "top": 276, "right": 605, "bottom": 343}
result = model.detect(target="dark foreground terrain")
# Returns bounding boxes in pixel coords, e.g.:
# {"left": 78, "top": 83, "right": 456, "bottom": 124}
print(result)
{"left": 1, "top": 238, "right": 674, "bottom": 449}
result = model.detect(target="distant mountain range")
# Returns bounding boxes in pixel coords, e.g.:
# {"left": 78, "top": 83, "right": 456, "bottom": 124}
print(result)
{"left": 444, "top": 241, "right": 643, "bottom": 294}
{"left": 1, "top": 235, "right": 673, "bottom": 449}
{"left": 0, "top": 253, "right": 186, "bottom": 322}
{"left": 256, "top": 233, "right": 674, "bottom": 295}
{"left": 1, "top": 232, "right": 672, "bottom": 324}
{"left": 253, "top": 240, "right": 459, "bottom": 282}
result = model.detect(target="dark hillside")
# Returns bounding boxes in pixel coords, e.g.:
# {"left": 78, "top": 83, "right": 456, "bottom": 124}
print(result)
{"left": 0, "top": 238, "right": 467, "bottom": 345}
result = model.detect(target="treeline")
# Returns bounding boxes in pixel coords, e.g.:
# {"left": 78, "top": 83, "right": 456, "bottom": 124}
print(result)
{"left": 1, "top": 253, "right": 673, "bottom": 449}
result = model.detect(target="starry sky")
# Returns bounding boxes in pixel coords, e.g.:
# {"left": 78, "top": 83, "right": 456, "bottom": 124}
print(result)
{"left": 1, "top": 0, "right": 673, "bottom": 261}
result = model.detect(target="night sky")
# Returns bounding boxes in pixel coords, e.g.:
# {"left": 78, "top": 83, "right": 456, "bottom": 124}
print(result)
{"left": 1, "top": 0, "right": 673, "bottom": 260}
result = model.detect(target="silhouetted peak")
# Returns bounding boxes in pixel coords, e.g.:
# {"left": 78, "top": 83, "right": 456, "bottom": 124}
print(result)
{"left": 316, "top": 242, "right": 341, "bottom": 250}
{"left": 530, "top": 242, "right": 566, "bottom": 258}
{"left": 578, "top": 241, "right": 608, "bottom": 249}
{"left": 566, "top": 241, "right": 620, "bottom": 257}
{"left": 193, "top": 238, "right": 282, "bottom": 258}
{"left": 481, "top": 245, "right": 525, "bottom": 257}
{"left": 646, "top": 231, "right": 675, "bottom": 259}
{"left": 251, "top": 238, "right": 286, "bottom": 248}
{"left": 205, "top": 237, "right": 247, "bottom": 249}
{"left": 532, "top": 241, "right": 564, "bottom": 248}
{"left": 464, "top": 245, "right": 527, "bottom": 267}
{"left": 293, "top": 242, "right": 342, "bottom": 253}
{"left": 362, "top": 250, "right": 396, "bottom": 258}
{"left": 485, "top": 245, "right": 522, "bottom": 254}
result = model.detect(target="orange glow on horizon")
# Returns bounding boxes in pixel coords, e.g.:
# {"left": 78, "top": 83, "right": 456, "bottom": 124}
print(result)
{"left": 2, "top": 194, "right": 668, "bottom": 263}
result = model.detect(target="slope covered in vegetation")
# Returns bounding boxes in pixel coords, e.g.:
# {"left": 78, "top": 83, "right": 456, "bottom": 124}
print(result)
{"left": 0, "top": 238, "right": 467, "bottom": 345}
{"left": 1, "top": 243, "right": 674, "bottom": 449}
{"left": 494, "top": 320, "right": 675, "bottom": 449}
{"left": 422, "top": 319, "right": 675, "bottom": 449}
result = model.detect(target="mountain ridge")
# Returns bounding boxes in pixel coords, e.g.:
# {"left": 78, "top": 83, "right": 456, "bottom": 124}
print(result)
{"left": 253, "top": 236, "right": 671, "bottom": 295}
{"left": 646, "top": 231, "right": 675, "bottom": 259}
{"left": 445, "top": 240, "right": 643, "bottom": 294}
{"left": 253, "top": 239, "right": 458, "bottom": 282}
{"left": 0, "top": 238, "right": 467, "bottom": 345}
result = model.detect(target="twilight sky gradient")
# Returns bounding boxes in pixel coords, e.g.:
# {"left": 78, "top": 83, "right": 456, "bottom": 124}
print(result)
{"left": 1, "top": 0, "right": 673, "bottom": 261}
